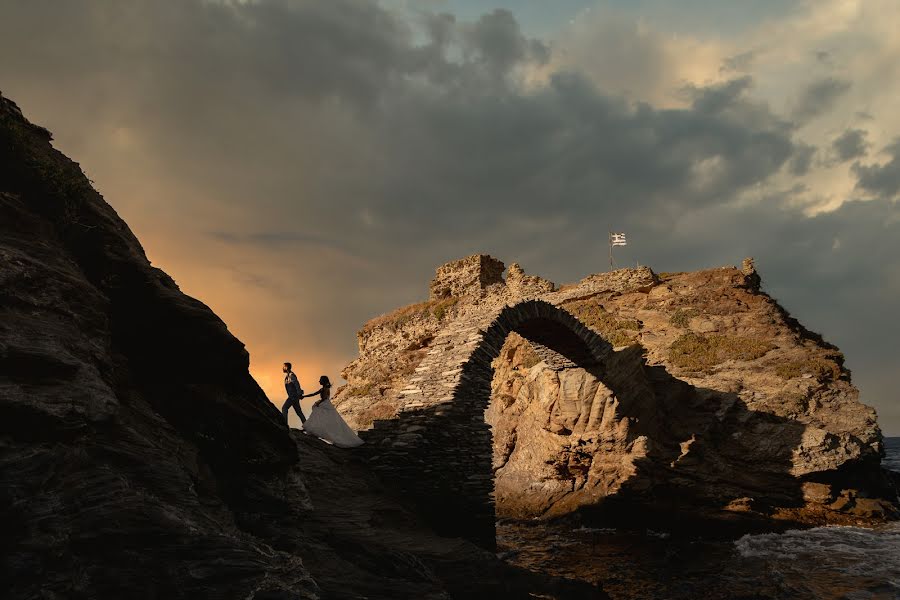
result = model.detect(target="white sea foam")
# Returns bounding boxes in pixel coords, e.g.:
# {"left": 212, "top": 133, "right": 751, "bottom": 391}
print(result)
{"left": 735, "top": 524, "right": 900, "bottom": 598}
{"left": 571, "top": 526, "right": 617, "bottom": 534}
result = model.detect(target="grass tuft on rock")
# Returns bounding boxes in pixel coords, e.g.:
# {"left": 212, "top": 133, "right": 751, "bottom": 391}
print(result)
{"left": 670, "top": 307, "right": 701, "bottom": 328}
{"left": 520, "top": 348, "right": 542, "bottom": 369}
{"left": 363, "top": 296, "right": 459, "bottom": 334}
{"left": 347, "top": 383, "right": 378, "bottom": 397}
{"left": 658, "top": 271, "right": 685, "bottom": 281}
{"left": 775, "top": 357, "right": 842, "bottom": 382}
{"left": 562, "top": 298, "right": 641, "bottom": 346}
{"left": 668, "top": 332, "right": 775, "bottom": 372}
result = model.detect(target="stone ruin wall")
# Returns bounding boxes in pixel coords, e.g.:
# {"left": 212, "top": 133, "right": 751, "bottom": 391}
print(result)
{"left": 429, "top": 254, "right": 506, "bottom": 300}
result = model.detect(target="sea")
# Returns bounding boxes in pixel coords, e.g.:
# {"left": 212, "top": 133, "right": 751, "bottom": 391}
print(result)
{"left": 499, "top": 437, "right": 900, "bottom": 600}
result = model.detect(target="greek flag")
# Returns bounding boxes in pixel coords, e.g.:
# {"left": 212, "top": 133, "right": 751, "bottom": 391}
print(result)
{"left": 610, "top": 232, "right": 627, "bottom": 247}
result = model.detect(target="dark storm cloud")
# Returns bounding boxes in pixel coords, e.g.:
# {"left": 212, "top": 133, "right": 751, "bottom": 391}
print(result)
{"left": 0, "top": 0, "right": 411, "bottom": 109}
{"left": 832, "top": 128, "right": 868, "bottom": 162}
{"left": 367, "top": 71, "right": 796, "bottom": 242}
{"left": 791, "top": 77, "right": 852, "bottom": 124}
{"left": 0, "top": 0, "right": 800, "bottom": 243}
{"left": 853, "top": 138, "right": 900, "bottom": 201}
{"left": 788, "top": 143, "right": 816, "bottom": 175}
{"left": 462, "top": 9, "right": 550, "bottom": 73}
{"left": 720, "top": 50, "right": 756, "bottom": 73}
{"left": 686, "top": 76, "right": 754, "bottom": 113}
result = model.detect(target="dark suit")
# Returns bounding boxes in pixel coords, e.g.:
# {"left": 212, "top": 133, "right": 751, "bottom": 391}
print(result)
{"left": 281, "top": 371, "right": 305, "bottom": 423}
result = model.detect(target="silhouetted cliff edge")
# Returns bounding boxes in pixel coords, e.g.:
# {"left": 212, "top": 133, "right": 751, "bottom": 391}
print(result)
{"left": 0, "top": 92, "right": 602, "bottom": 600}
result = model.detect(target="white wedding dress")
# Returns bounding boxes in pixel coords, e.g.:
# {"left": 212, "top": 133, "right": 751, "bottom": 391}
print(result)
{"left": 302, "top": 386, "right": 364, "bottom": 448}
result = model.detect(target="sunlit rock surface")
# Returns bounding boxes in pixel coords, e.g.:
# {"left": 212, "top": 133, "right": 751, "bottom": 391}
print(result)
{"left": 336, "top": 254, "right": 899, "bottom": 529}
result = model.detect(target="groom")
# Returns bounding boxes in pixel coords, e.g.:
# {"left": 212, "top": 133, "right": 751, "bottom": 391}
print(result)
{"left": 281, "top": 362, "right": 306, "bottom": 425}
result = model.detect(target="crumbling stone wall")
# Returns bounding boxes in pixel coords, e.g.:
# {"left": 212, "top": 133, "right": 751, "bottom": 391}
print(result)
{"left": 506, "top": 262, "right": 556, "bottom": 297}
{"left": 429, "top": 254, "right": 505, "bottom": 299}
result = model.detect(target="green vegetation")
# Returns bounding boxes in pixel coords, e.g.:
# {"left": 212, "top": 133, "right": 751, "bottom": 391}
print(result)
{"left": 668, "top": 332, "right": 775, "bottom": 372}
{"left": 563, "top": 299, "right": 642, "bottom": 346}
{"left": 658, "top": 271, "right": 685, "bottom": 281}
{"left": 431, "top": 296, "right": 459, "bottom": 321}
{"left": 775, "top": 357, "right": 842, "bottom": 382}
{"left": 347, "top": 382, "right": 377, "bottom": 397}
{"left": 520, "top": 348, "right": 542, "bottom": 369}
{"left": 2, "top": 108, "right": 96, "bottom": 232}
{"left": 363, "top": 296, "right": 459, "bottom": 333}
{"left": 670, "top": 307, "right": 701, "bottom": 328}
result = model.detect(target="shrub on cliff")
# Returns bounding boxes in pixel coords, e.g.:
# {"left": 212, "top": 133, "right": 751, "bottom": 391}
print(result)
{"left": 562, "top": 298, "right": 641, "bottom": 346}
{"left": 362, "top": 296, "right": 459, "bottom": 334}
{"left": 669, "top": 332, "right": 775, "bottom": 372}
{"left": 775, "top": 357, "right": 843, "bottom": 382}
{"left": 670, "top": 308, "right": 701, "bottom": 328}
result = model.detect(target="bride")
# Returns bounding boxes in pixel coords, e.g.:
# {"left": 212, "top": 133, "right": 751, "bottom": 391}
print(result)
{"left": 302, "top": 376, "right": 364, "bottom": 448}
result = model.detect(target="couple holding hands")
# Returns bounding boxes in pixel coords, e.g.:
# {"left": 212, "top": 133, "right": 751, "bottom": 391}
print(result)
{"left": 281, "top": 362, "right": 363, "bottom": 448}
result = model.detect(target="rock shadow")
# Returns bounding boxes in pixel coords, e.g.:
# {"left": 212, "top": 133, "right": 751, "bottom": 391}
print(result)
{"left": 356, "top": 341, "right": 839, "bottom": 549}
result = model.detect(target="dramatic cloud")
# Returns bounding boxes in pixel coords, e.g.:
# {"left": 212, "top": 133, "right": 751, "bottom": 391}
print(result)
{"left": 854, "top": 139, "right": 900, "bottom": 201}
{"left": 0, "top": 0, "right": 897, "bottom": 431}
{"left": 832, "top": 128, "right": 868, "bottom": 162}
{"left": 720, "top": 50, "right": 757, "bottom": 74}
{"left": 790, "top": 77, "right": 852, "bottom": 124}
{"left": 788, "top": 143, "right": 816, "bottom": 175}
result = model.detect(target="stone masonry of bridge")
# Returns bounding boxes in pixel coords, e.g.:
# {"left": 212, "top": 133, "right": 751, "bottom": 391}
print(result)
{"left": 353, "top": 257, "right": 652, "bottom": 548}
{"left": 360, "top": 299, "right": 618, "bottom": 547}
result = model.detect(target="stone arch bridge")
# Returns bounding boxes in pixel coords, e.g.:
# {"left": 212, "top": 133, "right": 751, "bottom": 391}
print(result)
{"left": 359, "top": 299, "right": 617, "bottom": 549}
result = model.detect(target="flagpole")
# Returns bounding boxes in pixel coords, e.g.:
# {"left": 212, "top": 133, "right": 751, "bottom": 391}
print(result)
{"left": 608, "top": 230, "right": 613, "bottom": 271}
{"left": 609, "top": 231, "right": 627, "bottom": 270}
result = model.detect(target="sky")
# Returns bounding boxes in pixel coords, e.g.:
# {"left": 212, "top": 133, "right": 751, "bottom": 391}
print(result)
{"left": 0, "top": 0, "right": 898, "bottom": 434}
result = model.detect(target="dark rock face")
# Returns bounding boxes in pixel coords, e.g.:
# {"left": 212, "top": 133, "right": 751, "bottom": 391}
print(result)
{"left": 0, "top": 94, "right": 604, "bottom": 599}
{"left": 1, "top": 91, "right": 317, "bottom": 599}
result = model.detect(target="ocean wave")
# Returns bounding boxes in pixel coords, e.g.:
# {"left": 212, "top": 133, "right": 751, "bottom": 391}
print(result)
{"left": 735, "top": 524, "right": 900, "bottom": 599}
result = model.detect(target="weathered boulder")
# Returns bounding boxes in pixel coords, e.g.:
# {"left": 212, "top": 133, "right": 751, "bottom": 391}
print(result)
{"left": 336, "top": 254, "right": 898, "bottom": 531}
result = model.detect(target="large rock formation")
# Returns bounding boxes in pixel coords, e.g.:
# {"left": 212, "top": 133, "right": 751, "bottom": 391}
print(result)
{"left": 336, "top": 254, "right": 899, "bottom": 533}
{"left": 0, "top": 93, "right": 602, "bottom": 599}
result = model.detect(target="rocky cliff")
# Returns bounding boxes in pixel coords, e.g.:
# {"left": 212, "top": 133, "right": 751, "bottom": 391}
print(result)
{"left": 0, "top": 93, "right": 602, "bottom": 599}
{"left": 335, "top": 255, "right": 898, "bottom": 531}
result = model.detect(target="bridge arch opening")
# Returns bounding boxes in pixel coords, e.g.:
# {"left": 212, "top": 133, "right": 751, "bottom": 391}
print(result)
{"left": 359, "top": 300, "right": 615, "bottom": 550}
